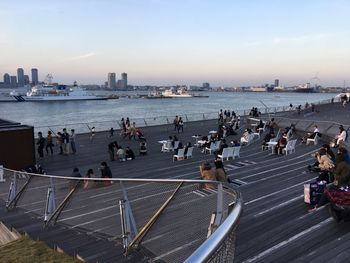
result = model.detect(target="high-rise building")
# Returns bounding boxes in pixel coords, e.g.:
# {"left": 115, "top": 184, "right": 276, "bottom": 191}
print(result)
{"left": 274, "top": 79, "right": 279, "bottom": 87}
{"left": 17, "top": 68, "right": 24, "bottom": 87}
{"left": 108, "top": 73, "right": 116, "bottom": 89}
{"left": 121, "top": 72, "right": 127, "bottom": 88}
{"left": 3, "top": 73, "right": 10, "bottom": 85}
{"left": 24, "top": 75, "right": 30, "bottom": 85}
{"left": 10, "top": 76, "right": 17, "bottom": 88}
{"left": 31, "top": 68, "right": 38, "bottom": 84}
{"left": 117, "top": 79, "right": 126, "bottom": 89}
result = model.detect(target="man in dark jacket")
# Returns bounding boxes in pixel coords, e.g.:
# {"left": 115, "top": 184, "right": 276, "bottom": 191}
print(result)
{"left": 100, "top": 161, "right": 112, "bottom": 186}
{"left": 37, "top": 132, "right": 46, "bottom": 158}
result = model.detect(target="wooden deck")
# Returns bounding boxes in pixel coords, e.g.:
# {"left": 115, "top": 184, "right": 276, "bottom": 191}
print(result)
{"left": 1, "top": 102, "right": 350, "bottom": 262}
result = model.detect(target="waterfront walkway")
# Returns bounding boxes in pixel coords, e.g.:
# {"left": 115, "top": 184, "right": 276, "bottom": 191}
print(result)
{"left": 1, "top": 102, "right": 350, "bottom": 262}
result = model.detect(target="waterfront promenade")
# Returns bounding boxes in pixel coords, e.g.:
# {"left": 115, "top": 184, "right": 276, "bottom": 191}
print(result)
{"left": 1, "top": 101, "right": 350, "bottom": 262}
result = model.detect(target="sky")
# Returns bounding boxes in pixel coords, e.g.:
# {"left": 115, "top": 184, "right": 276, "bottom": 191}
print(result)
{"left": 0, "top": 0, "right": 350, "bottom": 86}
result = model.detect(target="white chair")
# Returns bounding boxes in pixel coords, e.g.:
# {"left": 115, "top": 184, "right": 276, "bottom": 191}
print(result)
{"left": 173, "top": 148, "right": 185, "bottom": 162}
{"left": 266, "top": 138, "right": 277, "bottom": 152}
{"left": 306, "top": 133, "right": 319, "bottom": 145}
{"left": 282, "top": 139, "right": 297, "bottom": 155}
{"left": 162, "top": 140, "right": 173, "bottom": 152}
{"left": 214, "top": 141, "right": 221, "bottom": 151}
{"left": 174, "top": 141, "right": 180, "bottom": 150}
{"left": 233, "top": 146, "right": 241, "bottom": 159}
{"left": 205, "top": 142, "right": 216, "bottom": 154}
{"left": 218, "top": 147, "right": 231, "bottom": 161}
{"left": 185, "top": 147, "right": 193, "bottom": 159}
{"left": 247, "top": 134, "right": 255, "bottom": 145}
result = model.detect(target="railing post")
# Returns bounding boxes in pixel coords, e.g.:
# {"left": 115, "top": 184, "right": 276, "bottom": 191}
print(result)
{"left": 44, "top": 178, "right": 56, "bottom": 222}
{"left": 6, "top": 172, "right": 17, "bottom": 206}
{"left": 0, "top": 165, "right": 5, "bottom": 182}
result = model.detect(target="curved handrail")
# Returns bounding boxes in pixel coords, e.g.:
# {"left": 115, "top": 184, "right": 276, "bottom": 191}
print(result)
{"left": 185, "top": 184, "right": 243, "bottom": 262}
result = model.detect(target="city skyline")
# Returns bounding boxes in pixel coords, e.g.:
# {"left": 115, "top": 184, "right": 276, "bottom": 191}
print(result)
{"left": 0, "top": 0, "right": 350, "bottom": 86}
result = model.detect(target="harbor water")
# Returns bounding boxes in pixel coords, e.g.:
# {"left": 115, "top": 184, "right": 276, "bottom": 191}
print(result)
{"left": 0, "top": 91, "right": 335, "bottom": 134}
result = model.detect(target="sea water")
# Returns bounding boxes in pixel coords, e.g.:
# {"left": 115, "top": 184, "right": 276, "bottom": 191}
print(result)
{"left": 0, "top": 91, "right": 335, "bottom": 133}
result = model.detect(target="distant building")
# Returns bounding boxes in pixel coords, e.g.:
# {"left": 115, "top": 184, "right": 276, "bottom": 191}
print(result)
{"left": 117, "top": 79, "right": 126, "bottom": 89}
{"left": 121, "top": 72, "right": 127, "bottom": 88}
{"left": 31, "top": 68, "right": 38, "bottom": 84}
{"left": 108, "top": 72, "right": 116, "bottom": 89}
{"left": 274, "top": 79, "right": 279, "bottom": 87}
{"left": 24, "top": 75, "right": 30, "bottom": 85}
{"left": 3, "top": 73, "right": 10, "bottom": 85}
{"left": 10, "top": 76, "right": 17, "bottom": 88}
{"left": 17, "top": 68, "right": 24, "bottom": 87}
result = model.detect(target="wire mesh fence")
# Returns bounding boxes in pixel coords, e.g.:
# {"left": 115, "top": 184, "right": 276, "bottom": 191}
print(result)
{"left": 0, "top": 167, "right": 242, "bottom": 263}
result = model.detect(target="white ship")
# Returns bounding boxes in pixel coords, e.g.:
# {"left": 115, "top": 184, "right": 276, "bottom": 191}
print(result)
{"left": 161, "top": 87, "right": 193, "bottom": 98}
{"left": 10, "top": 76, "right": 108, "bottom": 102}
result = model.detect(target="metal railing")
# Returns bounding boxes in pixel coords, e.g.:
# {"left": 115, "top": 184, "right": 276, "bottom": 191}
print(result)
{"left": 32, "top": 98, "right": 336, "bottom": 136}
{"left": 0, "top": 167, "right": 243, "bottom": 263}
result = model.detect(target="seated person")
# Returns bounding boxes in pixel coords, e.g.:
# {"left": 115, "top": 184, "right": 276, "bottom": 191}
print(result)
{"left": 84, "top": 168, "right": 96, "bottom": 189}
{"left": 332, "top": 126, "right": 347, "bottom": 147}
{"left": 323, "top": 144, "right": 335, "bottom": 163}
{"left": 274, "top": 133, "right": 288, "bottom": 155}
{"left": 316, "top": 148, "right": 335, "bottom": 171}
{"left": 125, "top": 147, "right": 135, "bottom": 160}
{"left": 231, "top": 140, "right": 240, "bottom": 147}
{"left": 261, "top": 131, "right": 275, "bottom": 151}
{"left": 309, "top": 152, "right": 350, "bottom": 212}
{"left": 139, "top": 139, "right": 147, "bottom": 155}
{"left": 255, "top": 120, "right": 264, "bottom": 132}
{"left": 303, "top": 125, "right": 321, "bottom": 142}
{"left": 199, "top": 161, "right": 216, "bottom": 189}
{"left": 175, "top": 142, "right": 184, "bottom": 154}
{"left": 116, "top": 146, "right": 126, "bottom": 161}
{"left": 184, "top": 142, "right": 192, "bottom": 157}
{"left": 217, "top": 139, "right": 228, "bottom": 155}
{"left": 240, "top": 129, "right": 252, "bottom": 145}
{"left": 214, "top": 157, "right": 229, "bottom": 183}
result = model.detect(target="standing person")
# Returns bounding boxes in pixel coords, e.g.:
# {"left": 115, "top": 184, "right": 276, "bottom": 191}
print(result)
{"left": 37, "top": 132, "right": 46, "bottom": 158}
{"left": 108, "top": 141, "right": 118, "bottom": 161}
{"left": 62, "top": 128, "right": 70, "bottom": 155}
{"left": 173, "top": 116, "right": 179, "bottom": 131}
{"left": 100, "top": 162, "right": 112, "bottom": 186}
{"left": 46, "top": 131, "right": 54, "bottom": 156}
{"left": 178, "top": 117, "right": 184, "bottom": 133}
{"left": 70, "top": 129, "right": 77, "bottom": 154}
{"left": 56, "top": 132, "right": 63, "bottom": 155}
{"left": 90, "top": 126, "right": 95, "bottom": 142}
{"left": 110, "top": 127, "right": 114, "bottom": 137}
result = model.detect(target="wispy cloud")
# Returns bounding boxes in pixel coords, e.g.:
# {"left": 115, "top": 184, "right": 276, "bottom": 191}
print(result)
{"left": 54, "top": 52, "right": 96, "bottom": 63}
{"left": 63, "top": 52, "right": 96, "bottom": 61}
{"left": 246, "top": 32, "right": 345, "bottom": 47}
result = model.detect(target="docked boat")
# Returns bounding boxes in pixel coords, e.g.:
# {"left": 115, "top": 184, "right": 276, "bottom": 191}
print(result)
{"left": 294, "top": 83, "right": 315, "bottom": 93}
{"left": 11, "top": 83, "right": 108, "bottom": 102}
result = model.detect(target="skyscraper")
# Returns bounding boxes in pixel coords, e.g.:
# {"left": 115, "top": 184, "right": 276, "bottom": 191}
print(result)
{"left": 121, "top": 72, "right": 127, "bottom": 88}
{"left": 10, "top": 76, "right": 17, "bottom": 88}
{"left": 24, "top": 75, "right": 30, "bottom": 85}
{"left": 17, "top": 68, "right": 24, "bottom": 87}
{"left": 108, "top": 73, "right": 116, "bottom": 89}
{"left": 3, "top": 73, "right": 10, "bottom": 85}
{"left": 31, "top": 68, "right": 38, "bottom": 85}
{"left": 274, "top": 79, "right": 279, "bottom": 87}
